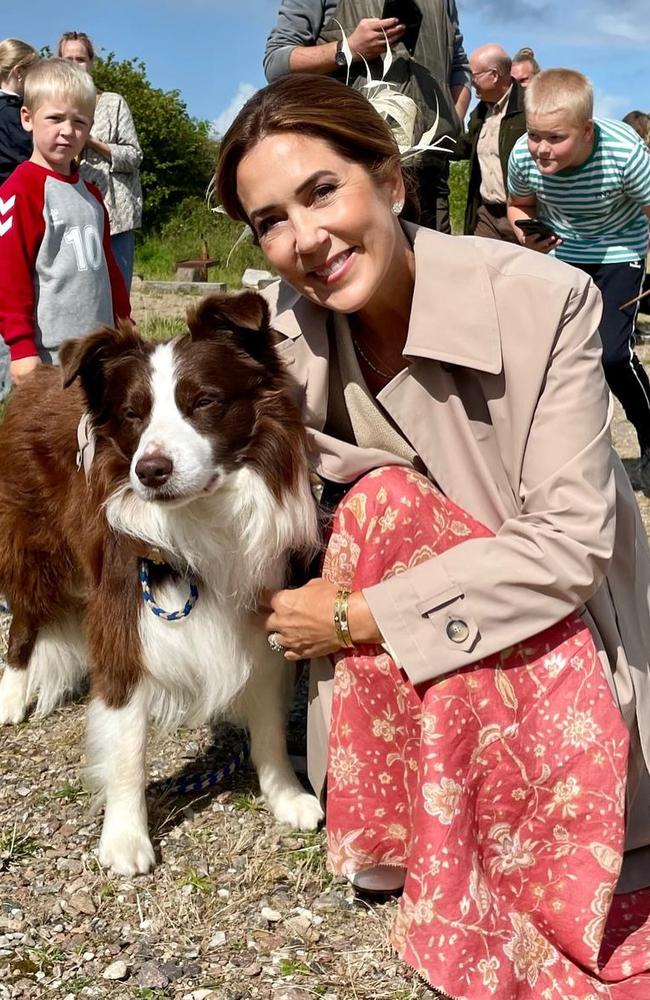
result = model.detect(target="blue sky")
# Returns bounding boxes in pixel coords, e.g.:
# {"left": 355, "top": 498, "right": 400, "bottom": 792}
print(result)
{"left": 4, "top": 0, "right": 648, "bottom": 135}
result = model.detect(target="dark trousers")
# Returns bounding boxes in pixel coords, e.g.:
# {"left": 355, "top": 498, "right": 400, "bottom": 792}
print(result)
{"left": 473, "top": 202, "right": 520, "bottom": 244}
{"left": 576, "top": 258, "right": 650, "bottom": 451}
{"left": 413, "top": 154, "right": 451, "bottom": 234}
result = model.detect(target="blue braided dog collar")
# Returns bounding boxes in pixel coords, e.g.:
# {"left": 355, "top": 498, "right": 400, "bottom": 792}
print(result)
{"left": 139, "top": 558, "right": 199, "bottom": 620}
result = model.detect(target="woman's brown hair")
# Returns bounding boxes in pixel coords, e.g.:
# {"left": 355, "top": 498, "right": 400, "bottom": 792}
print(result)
{"left": 216, "top": 74, "right": 418, "bottom": 224}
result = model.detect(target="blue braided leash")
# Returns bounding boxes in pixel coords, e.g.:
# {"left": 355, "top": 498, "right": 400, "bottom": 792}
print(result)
{"left": 139, "top": 559, "right": 199, "bottom": 620}
{"left": 155, "top": 738, "right": 250, "bottom": 796}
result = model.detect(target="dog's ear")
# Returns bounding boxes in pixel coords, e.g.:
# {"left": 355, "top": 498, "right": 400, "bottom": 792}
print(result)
{"left": 187, "top": 292, "right": 279, "bottom": 367}
{"left": 60, "top": 322, "right": 143, "bottom": 414}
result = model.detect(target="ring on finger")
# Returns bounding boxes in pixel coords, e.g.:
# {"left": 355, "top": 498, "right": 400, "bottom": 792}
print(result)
{"left": 268, "top": 631, "right": 284, "bottom": 653}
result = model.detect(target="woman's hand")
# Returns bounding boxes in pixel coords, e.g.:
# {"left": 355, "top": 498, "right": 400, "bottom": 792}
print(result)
{"left": 10, "top": 356, "right": 42, "bottom": 386}
{"left": 260, "top": 579, "right": 383, "bottom": 660}
{"left": 85, "top": 136, "right": 112, "bottom": 162}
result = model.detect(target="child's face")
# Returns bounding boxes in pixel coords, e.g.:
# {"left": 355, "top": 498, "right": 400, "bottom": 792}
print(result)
{"left": 21, "top": 96, "right": 93, "bottom": 175}
{"left": 526, "top": 111, "right": 594, "bottom": 174}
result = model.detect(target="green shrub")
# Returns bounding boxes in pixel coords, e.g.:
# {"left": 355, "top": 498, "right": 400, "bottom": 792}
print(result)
{"left": 92, "top": 54, "right": 216, "bottom": 230}
{"left": 449, "top": 160, "right": 470, "bottom": 235}
{"left": 135, "top": 197, "right": 269, "bottom": 284}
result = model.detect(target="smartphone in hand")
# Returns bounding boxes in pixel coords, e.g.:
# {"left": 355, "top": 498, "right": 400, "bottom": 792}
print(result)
{"left": 381, "top": 0, "right": 423, "bottom": 54}
{"left": 514, "top": 217, "right": 558, "bottom": 240}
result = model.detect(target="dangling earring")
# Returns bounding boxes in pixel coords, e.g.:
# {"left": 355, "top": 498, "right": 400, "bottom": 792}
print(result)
{"left": 392, "top": 201, "right": 404, "bottom": 215}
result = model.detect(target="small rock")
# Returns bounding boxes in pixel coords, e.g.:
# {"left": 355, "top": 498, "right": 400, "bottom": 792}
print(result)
{"left": 136, "top": 961, "right": 170, "bottom": 989}
{"left": 56, "top": 858, "right": 83, "bottom": 875}
{"left": 102, "top": 960, "right": 128, "bottom": 981}
{"left": 242, "top": 961, "right": 261, "bottom": 977}
{"left": 158, "top": 961, "right": 183, "bottom": 981}
{"left": 68, "top": 891, "right": 96, "bottom": 915}
{"left": 260, "top": 906, "right": 281, "bottom": 922}
{"left": 312, "top": 891, "right": 350, "bottom": 912}
{"left": 191, "top": 991, "right": 216, "bottom": 1000}
{"left": 241, "top": 268, "right": 275, "bottom": 290}
{"left": 273, "top": 989, "right": 314, "bottom": 1000}
{"left": 208, "top": 931, "right": 226, "bottom": 948}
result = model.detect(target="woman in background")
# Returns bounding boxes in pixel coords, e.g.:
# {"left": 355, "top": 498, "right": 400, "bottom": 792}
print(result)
{"left": 58, "top": 30, "right": 142, "bottom": 288}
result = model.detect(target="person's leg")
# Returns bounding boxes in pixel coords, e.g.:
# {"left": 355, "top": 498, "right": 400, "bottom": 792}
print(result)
{"left": 412, "top": 156, "right": 451, "bottom": 234}
{"left": 473, "top": 203, "right": 520, "bottom": 243}
{"left": 110, "top": 230, "right": 135, "bottom": 290}
{"left": 584, "top": 259, "right": 650, "bottom": 482}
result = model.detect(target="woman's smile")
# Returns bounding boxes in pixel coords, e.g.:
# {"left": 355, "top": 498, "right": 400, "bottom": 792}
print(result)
{"left": 309, "top": 247, "right": 356, "bottom": 284}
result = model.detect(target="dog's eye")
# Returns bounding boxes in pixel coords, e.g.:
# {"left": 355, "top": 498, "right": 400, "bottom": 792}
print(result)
{"left": 122, "top": 406, "right": 140, "bottom": 421}
{"left": 193, "top": 396, "right": 218, "bottom": 411}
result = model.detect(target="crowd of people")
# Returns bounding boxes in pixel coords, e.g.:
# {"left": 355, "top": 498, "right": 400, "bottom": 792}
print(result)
{"left": 1, "top": 6, "right": 650, "bottom": 997}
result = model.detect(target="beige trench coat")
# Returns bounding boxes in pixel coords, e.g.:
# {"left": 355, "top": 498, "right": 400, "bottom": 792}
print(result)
{"left": 263, "top": 224, "right": 650, "bottom": 886}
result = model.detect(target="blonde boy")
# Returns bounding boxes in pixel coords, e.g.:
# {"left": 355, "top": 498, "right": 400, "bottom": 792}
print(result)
{"left": 507, "top": 68, "right": 650, "bottom": 488}
{"left": 0, "top": 58, "right": 130, "bottom": 387}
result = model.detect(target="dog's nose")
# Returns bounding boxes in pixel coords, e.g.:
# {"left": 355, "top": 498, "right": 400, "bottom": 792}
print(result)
{"left": 135, "top": 452, "right": 173, "bottom": 488}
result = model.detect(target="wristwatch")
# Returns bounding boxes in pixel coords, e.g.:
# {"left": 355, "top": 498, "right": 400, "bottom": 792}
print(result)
{"left": 334, "top": 39, "right": 347, "bottom": 68}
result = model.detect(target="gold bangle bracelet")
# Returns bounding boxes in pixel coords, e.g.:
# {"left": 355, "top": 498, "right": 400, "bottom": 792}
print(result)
{"left": 333, "top": 588, "right": 354, "bottom": 648}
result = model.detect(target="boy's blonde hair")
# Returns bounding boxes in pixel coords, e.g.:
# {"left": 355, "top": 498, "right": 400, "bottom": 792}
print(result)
{"left": 0, "top": 37, "right": 39, "bottom": 85}
{"left": 23, "top": 57, "right": 96, "bottom": 114}
{"left": 525, "top": 68, "right": 593, "bottom": 126}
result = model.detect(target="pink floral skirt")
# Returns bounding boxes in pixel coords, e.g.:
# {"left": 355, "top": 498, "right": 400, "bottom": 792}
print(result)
{"left": 321, "top": 466, "right": 650, "bottom": 999}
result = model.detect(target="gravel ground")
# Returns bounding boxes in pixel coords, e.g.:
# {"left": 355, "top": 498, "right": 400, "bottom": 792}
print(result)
{"left": 1, "top": 292, "right": 649, "bottom": 1000}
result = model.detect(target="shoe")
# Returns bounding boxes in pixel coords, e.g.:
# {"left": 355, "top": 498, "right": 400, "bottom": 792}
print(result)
{"left": 348, "top": 864, "right": 406, "bottom": 894}
{"left": 638, "top": 448, "right": 650, "bottom": 492}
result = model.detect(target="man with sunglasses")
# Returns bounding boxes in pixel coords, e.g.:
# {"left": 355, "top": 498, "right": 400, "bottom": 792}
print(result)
{"left": 460, "top": 43, "right": 526, "bottom": 241}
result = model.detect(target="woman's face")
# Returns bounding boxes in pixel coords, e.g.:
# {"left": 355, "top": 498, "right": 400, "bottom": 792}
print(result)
{"left": 236, "top": 132, "right": 406, "bottom": 315}
{"left": 60, "top": 39, "right": 93, "bottom": 73}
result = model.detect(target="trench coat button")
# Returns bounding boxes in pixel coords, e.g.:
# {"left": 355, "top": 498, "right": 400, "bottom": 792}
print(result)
{"left": 446, "top": 618, "right": 470, "bottom": 643}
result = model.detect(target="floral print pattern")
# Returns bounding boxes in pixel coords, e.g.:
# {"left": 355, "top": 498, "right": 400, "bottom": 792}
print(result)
{"left": 322, "top": 466, "right": 650, "bottom": 999}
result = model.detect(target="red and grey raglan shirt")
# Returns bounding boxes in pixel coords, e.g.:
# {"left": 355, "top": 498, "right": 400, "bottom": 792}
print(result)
{"left": 0, "top": 160, "right": 130, "bottom": 364}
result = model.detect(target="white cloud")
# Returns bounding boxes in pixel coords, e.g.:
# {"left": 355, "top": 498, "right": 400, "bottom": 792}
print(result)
{"left": 210, "top": 82, "right": 257, "bottom": 137}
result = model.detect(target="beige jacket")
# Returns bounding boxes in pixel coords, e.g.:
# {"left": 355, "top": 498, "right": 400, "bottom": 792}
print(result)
{"left": 79, "top": 92, "right": 143, "bottom": 235}
{"left": 265, "top": 224, "right": 650, "bottom": 871}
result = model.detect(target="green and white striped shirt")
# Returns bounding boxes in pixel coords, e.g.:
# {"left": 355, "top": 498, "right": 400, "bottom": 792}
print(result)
{"left": 508, "top": 119, "right": 650, "bottom": 264}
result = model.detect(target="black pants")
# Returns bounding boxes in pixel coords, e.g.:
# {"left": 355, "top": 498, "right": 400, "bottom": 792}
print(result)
{"left": 575, "top": 258, "right": 650, "bottom": 451}
{"left": 412, "top": 154, "right": 451, "bottom": 234}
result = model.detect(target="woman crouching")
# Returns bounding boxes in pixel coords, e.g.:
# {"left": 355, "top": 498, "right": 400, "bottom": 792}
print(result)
{"left": 216, "top": 74, "right": 650, "bottom": 999}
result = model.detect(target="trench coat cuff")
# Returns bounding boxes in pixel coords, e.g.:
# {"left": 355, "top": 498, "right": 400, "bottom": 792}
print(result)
{"left": 362, "top": 558, "right": 481, "bottom": 686}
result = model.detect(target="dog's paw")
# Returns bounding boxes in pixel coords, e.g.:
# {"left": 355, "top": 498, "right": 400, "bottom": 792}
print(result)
{"left": 270, "top": 790, "right": 324, "bottom": 830}
{"left": 98, "top": 826, "right": 156, "bottom": 876}
{"left": 0, "top": 668, "right": 28, "bottom": 725}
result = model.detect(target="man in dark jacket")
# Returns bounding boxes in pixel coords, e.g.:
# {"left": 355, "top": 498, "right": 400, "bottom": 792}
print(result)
{"left": 460, "top": 44, "right": 526, "bottom": 241}
{"left": 264, "top": 0, "right": 471, "bottom": 233}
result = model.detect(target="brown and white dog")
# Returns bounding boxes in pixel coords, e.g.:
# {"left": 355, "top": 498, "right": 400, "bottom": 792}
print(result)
{"left": 0, "top": 292, "right": 323, "bottom": 875}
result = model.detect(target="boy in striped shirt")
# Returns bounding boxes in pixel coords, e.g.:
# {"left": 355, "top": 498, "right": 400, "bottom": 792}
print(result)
{"left": 507, "top": 68, "right": 650, "bottom": 488}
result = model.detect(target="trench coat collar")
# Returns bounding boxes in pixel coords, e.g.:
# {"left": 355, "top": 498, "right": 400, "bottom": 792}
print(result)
{"left": 270, "top": 222, "right": 502, "bottom": 375}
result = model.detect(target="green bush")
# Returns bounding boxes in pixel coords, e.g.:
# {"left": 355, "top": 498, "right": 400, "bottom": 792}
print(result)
{"left": 92, "top": 54, "right": 216, "bottom": 230}
{"left": 449, "top": 160, "right": 470, "bottom": 235}
{"left": 134, "top": 197, "right": 269, "bottom": 284}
